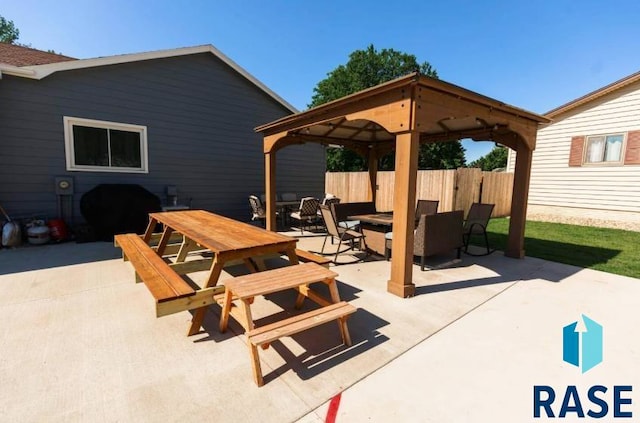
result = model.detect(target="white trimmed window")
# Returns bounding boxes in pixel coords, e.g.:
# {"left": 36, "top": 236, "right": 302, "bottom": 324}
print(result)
{"left": 63, "top": 117, "right": 148, "bottom": 173}
{"left": 584, "top": 133, "right": 625, "bottom": 164}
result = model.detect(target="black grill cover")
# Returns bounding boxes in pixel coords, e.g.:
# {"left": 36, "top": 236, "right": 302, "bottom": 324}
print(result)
{"left": 80, "top": 184, "right": 161, "bottom": 241}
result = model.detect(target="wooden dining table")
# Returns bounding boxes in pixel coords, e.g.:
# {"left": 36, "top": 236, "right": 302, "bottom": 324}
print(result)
{"left": 142, "top": 209, "right": 299, "bottom": 335}
{"left": 275, "top": 200, "right": 300, "bottom": 225}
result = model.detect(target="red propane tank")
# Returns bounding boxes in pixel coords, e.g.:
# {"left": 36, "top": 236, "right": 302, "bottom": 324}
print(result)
{"left": 48, "top": 219, "right": 69, "bottom": 242}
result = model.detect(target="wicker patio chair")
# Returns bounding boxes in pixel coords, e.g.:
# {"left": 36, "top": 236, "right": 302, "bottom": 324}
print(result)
{"left": 385, "top": 211, "right": 464, "bottom": 270}
{"left": 415, "top": 199, "right": 439, "bottom": 220}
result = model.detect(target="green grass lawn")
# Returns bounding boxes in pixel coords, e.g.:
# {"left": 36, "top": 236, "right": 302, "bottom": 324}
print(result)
{"left": 473, "top": 218, "right": 640, "bottom": 279}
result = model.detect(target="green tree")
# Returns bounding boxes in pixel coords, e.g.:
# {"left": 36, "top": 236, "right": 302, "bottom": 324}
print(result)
{"left": 419, "top": 142, "right": 466, "bottom": 169}
{"left": 310, "top": 45, "right": 465, "bottom": 171}
{"left": 468, "top": 145, "right": 508, "bottom": 171}
{"left": 0, "top": 16, "right": 20, "bottom": 44}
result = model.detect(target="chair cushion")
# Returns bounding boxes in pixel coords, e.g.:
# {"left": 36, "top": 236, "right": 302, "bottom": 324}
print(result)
{"left": 384, "top": 229, "right": 416, "bottom": 241}
{"left": 338, "top": 220, "right": 359, "bottom": 229}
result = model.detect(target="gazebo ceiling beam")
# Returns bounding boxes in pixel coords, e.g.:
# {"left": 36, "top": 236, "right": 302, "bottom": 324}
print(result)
{"left": 347, "top": 121, "right": 378, "bottom": 139}
{"left": 319, "top": 120, "right": 384, "bottom": 134}
{"left": 419, "top": 124, "right": 510, "bottom": 143}
{"left": 321, "top": 117, "right": 347, "bottom": 137}
{"left": 314, "top": 122, "right": 384, "bottom": 137}
{"left": 288, "top": 132, "right": 395, "bottom": 157}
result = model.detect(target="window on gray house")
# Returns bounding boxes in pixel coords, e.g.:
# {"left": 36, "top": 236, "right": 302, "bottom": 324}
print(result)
{"left": 64, "top": 117, "right": 148, "bottom": 173}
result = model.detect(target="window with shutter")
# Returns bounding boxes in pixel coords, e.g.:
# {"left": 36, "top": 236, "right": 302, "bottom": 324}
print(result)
{"left": 584, "top": 134, "right": 624, "bottom": 164}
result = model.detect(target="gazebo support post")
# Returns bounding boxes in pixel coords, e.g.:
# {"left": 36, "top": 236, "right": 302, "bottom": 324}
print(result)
{"left": 367, "top": 149, "right": 378, "bottom": 204}
{"left": 506, "top": 140, "right": 533, "bottom": 258}
{"left": 387, "top": 131, "right": 419, "bottom": 297}
{"left": 265, "top": 152, "right": 277, "bottom": 231}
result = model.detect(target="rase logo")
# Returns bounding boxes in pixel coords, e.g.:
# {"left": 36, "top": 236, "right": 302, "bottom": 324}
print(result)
{"left": 563, "top": 314, "right": 603, "bottom": 373}
{"left": 533, "top": 315, "right": 633, "bottom": 419}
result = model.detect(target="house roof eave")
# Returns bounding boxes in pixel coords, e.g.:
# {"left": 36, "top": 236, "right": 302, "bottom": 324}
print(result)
{"left": 545, "top": 70, "right": 640, "bottom": 119}
{"left": 7, "top": 44, "right": 297, "bottom": 113}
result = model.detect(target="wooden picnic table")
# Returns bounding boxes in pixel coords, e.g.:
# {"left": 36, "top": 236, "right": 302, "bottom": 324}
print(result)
{"left": 116, "top": 210, "right": 357, "bottom": 386}
{"left": 143, "top": 209, "right": 300, "bottom": 335}
{"left": 219, "top": 262, "right": 355, "bottom": 386}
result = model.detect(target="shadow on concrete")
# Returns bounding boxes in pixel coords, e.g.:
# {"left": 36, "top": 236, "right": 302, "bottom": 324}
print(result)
{"left": 483, "top": 232, "right": 622, "bottom": 270}
{"left": 267, "top": 307, "right": 389, "bottom": 384}
{"left": 189, "top": 270, "right": 389, "bottom": 384}
{"left": 414, "top": 252, "right": 612, "bottom": 297}
{"left": 248, "top": 290, "right": 390, "bottom": 385}
{"left": 0, "top": 241, "right": 121, "bottom": 275}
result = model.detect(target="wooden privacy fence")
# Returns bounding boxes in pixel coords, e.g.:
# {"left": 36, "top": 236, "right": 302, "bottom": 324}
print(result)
{"left": 325, "top": 168, "right": 514, "bottom": 217}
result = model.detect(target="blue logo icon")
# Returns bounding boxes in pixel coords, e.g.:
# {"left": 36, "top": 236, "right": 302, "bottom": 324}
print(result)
{"left": 563, "top": 315, "right": 603, "bottom": 373}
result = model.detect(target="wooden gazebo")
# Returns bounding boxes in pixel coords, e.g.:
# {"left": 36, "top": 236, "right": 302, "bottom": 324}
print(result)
{"left": 256, "top": 73, "right": 550, "bottom": 298}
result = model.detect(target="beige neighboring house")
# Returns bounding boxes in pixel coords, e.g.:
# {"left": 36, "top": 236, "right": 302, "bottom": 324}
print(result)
{"left": 507, "top": 71, "right": 640, "bottom": 231}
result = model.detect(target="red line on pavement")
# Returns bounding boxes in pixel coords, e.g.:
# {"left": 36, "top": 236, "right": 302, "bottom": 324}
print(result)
{"left": 325, "top": 392, "right": 342, "bottom": 423}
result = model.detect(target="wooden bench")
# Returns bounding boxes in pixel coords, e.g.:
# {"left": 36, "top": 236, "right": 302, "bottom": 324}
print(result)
{"left": 219, "top": 262, "right": 356, "bottom": 386}
{"left": 114, "top": 233, "right": 224, "bottom": 317}
{"left": 248, "top": 301, "right": 355, "bottom": 385}
{"left": 114, "top": 232, "right": 186, "bottom": 257}
{"left": 295, "top": 248, "right": 331, "bottom": 267}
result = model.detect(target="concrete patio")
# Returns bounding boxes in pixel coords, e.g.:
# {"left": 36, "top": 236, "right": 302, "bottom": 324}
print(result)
{"left": 1, "top": 231, "right": 638, "bottom": 422}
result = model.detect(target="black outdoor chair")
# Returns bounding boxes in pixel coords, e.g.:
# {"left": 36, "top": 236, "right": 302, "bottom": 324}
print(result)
{"left": 463, "top": 203, "right": 495, "bottom": 256}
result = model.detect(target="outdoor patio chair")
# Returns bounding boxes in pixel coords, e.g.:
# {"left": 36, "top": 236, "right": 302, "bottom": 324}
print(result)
{"left": 322, "top": 196, "right": 341, "bottom": 207}
{"left": 415, "top": 199, "right": 439, "bottom": 220}
{"left": 318, "top": 196, "right": 340, "bottom": 225}
{"left": 463, "top": 203, "right": 495, "bottom": 256}
{"left": 332, "top": 201, "right": 376, "bottom": 230}
{"left": 385, "top": 211, "right": 464, "bottom": 270}
{"left": 290, "top": 197, "right": 320, "bottom": 234}
{"left": 384, "top": 200, "right": 439, "bottom": 257}
{"left": 249, "top": 195, "right": 277, "bottom": 227}
{"left": 318, "top": 196, "right": 341, "bottom": 233}
{"left": 319, "top": 205, "right": 368, "bottom": 263}
{"left": 249, "top": 195, "right": 266, "bottom": 225}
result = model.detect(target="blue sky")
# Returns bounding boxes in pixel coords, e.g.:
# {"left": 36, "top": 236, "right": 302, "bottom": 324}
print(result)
{"left": 4, "top": 1, "right": 640, "bottom": 162}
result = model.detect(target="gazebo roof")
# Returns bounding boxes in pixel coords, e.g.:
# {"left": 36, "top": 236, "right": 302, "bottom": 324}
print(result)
{"left": 256, "top": 73, "right": 549, "bottom": 153}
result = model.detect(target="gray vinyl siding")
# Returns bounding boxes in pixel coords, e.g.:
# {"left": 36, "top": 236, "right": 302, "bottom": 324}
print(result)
{"left": 0, "top": 53, "right": 325, "bottom": 223}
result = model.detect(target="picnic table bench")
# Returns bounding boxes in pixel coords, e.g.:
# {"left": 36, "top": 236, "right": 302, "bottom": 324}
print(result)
{"left": 115, "top": 233, "right": 226, "bottom": 317}
{"left": 219, "top": 262, "right": 356, "bottom": 386}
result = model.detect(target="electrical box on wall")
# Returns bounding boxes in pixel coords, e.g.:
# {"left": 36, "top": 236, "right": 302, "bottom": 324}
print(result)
{"left": 54, "top": 176, "right": 74, "bottom": 195}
